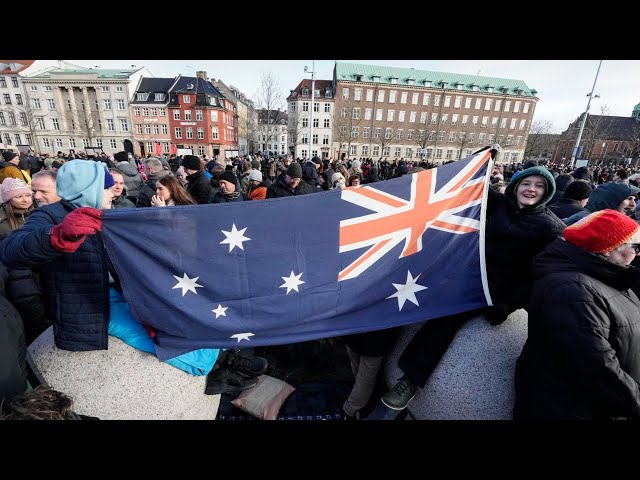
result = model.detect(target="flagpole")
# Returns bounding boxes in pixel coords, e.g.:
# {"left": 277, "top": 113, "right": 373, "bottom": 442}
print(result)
{"left": 569, "top": 60, "right": 603, "bottom": 169}
{"left": 310, "top": 60, "right": 315, "bottom": 159}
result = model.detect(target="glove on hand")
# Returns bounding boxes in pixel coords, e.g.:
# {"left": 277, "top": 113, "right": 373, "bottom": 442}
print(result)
{"left": 50, "top": 207, "right": 103, "bottom": 253}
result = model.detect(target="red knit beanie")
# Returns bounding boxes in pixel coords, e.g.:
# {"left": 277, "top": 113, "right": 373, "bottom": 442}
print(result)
{"left": 564, "top": 209, "right": 640, "bottom": 253}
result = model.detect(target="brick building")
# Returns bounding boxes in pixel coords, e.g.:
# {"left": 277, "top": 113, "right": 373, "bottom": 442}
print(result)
{"left": 331, "top": 62, "right": 538, "bottom": 163}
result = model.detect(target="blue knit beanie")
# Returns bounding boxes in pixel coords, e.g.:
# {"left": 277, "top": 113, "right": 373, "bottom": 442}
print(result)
{"left": 57, "top": 160, "right": 108, "bottom": 208}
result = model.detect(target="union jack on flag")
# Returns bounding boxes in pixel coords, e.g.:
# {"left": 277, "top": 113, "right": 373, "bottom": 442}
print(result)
{"left": 338, "top": 147, "right": 492, "bottom": 281}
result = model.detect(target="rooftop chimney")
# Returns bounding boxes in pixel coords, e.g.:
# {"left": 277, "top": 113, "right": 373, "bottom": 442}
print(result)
{"left": 196, "top": 71, "right": 208, "bottom": 80}
{"left": 57, "top": 60, "right": 64, "bottom": 69}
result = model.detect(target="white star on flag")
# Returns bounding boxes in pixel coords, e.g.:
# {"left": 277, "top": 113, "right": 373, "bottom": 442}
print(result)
{"left": 280, "top": 271, "right": 305, "bottom": 294}
{"left": 230, "top": 332, "right": 255, "bottom": 343}
{"left": 386, "top": 270, "right": 428, "bottom": 311}
{"left": 172, "top": 273, "right": 203, "bottom": 296}
{"left": 212, "top": 304, "right": 228, "bottom": 318}
{"left": 220, "top": 224, "right": 251, "bottom": 252}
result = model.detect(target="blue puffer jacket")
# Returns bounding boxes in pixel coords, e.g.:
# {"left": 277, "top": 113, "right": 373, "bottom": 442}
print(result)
{"left": 0, "top": 201, "right": 110, "bottom": 351}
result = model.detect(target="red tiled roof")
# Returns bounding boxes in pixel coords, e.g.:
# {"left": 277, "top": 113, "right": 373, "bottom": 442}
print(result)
{"left": 0, "top": 60, "right": 34, "bottom": 74}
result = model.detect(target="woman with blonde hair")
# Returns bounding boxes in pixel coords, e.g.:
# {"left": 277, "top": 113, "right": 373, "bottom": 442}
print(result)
{"left": 150, "top": 175, "right": 196, "bottom": 207}
{"left": 0, "top": 178, "right": 34, "bottom": 239}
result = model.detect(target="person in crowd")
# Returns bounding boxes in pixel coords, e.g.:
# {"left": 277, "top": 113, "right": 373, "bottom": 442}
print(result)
{"left": 302, "top": 156, "right": 321, "bottom": 188}
{"left": 363, "top": 164, "right": 380, "bottom": 184}
{"left": 0, "top": 178, "right": 48, "bottom": 345}
{"left": 0, "top": 385, "right": 100, "bottom": 420}
{"left": 31, "top": 170, "right": 61, "bottom": 207}
{"left": 331, "top": 172, "right": 346, "bottom": 190}
{"left": 151, "top": 175, "right": 196, "bottom": 207}
{"left": 247, "top": 170, "right": 268, "bottom": 200}
{"left": 563, "top": 181, "right": 640, "bottom": 225}
{"left": 114, "top": 151, "right": 143, "bottom": 202}
{"left": 548, "top": 173, "right": 574, "bottom": 205}
{"left": 348, "top": 175, "right": 362, "bottom": 187}
{"left": 210, "top": 171, "right": 249, "bottom": 203}
{"left": 613, "top": 168, "right": 630, "bottom": 184}
{"left": 266, "top": 162, "right": 314, "bottom": 198}
{"left": 0, "top": 150, "right": 30, "bottom": 185}
{"left": 108, "top": 169, "right": 135, "bottom": 209}
{"left": 0, "top": 178, "right": 34, "bottom": 239}
{"left": 0, "top": 262, "right": 27, "bottom": 404}
{"left": 548, "top": 179, "right": 592, "bottom": 220}
{"left": 380, "top": 162, "right": 566, "bottom": 413}
{"left": 321, "top": 160, "right": 335, "bottom": 191}
{"left": 136, "top": 158, "right": 172, "bottom": 208}
{"left": 514, "top": 209, "right": 640, "bottom": 419}
{"left": 176, "top": 166, "right": 189, "bottom": 187}
{"left": 181, "top": 155, "right": 211, "bottom": 205}
{"left": 348, "top": 159, "right": 364, "bottom": 183}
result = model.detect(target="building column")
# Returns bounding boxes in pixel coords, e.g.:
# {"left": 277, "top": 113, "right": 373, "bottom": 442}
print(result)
{"left": 81, "top": 87, "right": 95, "bottom": 139}
{"left": 67, "top": 86, "right": 80, "bottom": 134}
{"left": 55, "top": 86, "right": 69, "bottom": 131}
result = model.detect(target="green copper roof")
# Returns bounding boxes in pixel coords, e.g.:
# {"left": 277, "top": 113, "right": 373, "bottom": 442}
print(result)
{"left": 30, "top": 67, "right": 139, "bottom": 79}
{"left": 335, "top": 62, "right": 536, "bottom": 97}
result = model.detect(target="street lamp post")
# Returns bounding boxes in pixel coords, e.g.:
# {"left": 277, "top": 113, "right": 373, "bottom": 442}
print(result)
{"left": 304, "top": 61, "right": 315, "bottom": 160}
{"left": 570, "top": 60, "right": 603, "bottom": 169}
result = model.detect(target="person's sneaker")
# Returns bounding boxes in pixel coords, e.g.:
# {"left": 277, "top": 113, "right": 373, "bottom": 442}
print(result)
{"left": 205, "top": 367, "right": 259, "bottom": 395}
{"left": 381, "top": 376, "right": 418, "bottom": 410}
{"left": 221, "top": 351, "right": 268, "bottom": 377}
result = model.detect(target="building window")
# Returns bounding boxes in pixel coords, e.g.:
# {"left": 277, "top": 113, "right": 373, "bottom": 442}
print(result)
{"left": 474, "top": 98, "right": 481, "bottom": 109}
{"left": 448, "top": 132, "right": 456, "bottom": 143}
{"left": 312, "top": 134, "right": 318, "bottom": 144}
{"left": 3, "top": 94, "right": 11, "bottom": 104}
{"left": 394, "top": 147, "right": 401, "bottom": 157}
{"left": 117, "top": 99, "right": 126, "bottom": 110}
{"left": 510, "top": 118, "right": 517, "bottom": 129}
{"left": 378, "top": 90, "right": 385, "bottom": 103}
{"left": 396, "top": 129, "right": 403, "bottom": 140}
{"left": 373, "top": 145, "right": 380, "bottom": 156}
{"left": 519, "top": 119, "right": 526, "bottom": 130}
{"left": 481, "top": 116, "right": 488, "bottom": 127}
{"left": 186, "top": 128, "right": 193, "bottom": 139}
{"left": 387, "top": 110, "right": 395, "bottom": 122}
{"left": 109, "top": 139, "right": 117, "bottom": 148}
{"left": 56, "top": 138, "right": 64, "bottom": 148}
{"left": 323, "top": 134, "right": 329, "bottom": 144}
{"left": 443, "top": 95, "right": 451, "bottom": 108}
{"left": 120, "top": 119, "right": 129, "bottom": 132}
{"left": 398, "top": 111, "right": 405, "bottom": 122}
{"left": 42, "top": 138, "right": 50, "bottom": 148}
{"left": 342, "top": 88, "right": 349, "bottom": 100}
{"left": 312, "top": 118, "right": 318, "bottom": 128}
{"left": 514, "top": 101, "right": 521, "bottom": 113}
{"left": 116, "top": 86, "right": 124, "bottom": 92}
{"left": 185, "top": 110, "right": 192, "bottom": 120}
{"left": 383, "top": 146, "right": 390, "bottom": 156}
{"left": 390, "top": 77, "right": 398, "bottom": 85}
{"left": 385, "top": 128, "right": 393, "bottom": 139}
{"left": 363, "top": 127, "right": 370, "bottom": 139}
{"left": 504, "top": 101, "right": 511, "bottom": 112}
{"left": 212, "top": 127, "right": 218, "bottom": 140}
{"left": 144, "top": 124, "right": 151, "bottom": 135}
{"left": 314, "top": 102, "right": 319, "bottom": 112}
{"left": 159, "top": 108, "right": 166, "bottom": 117}
{"left": 495, "top": 100, "right": 502, "bottom": 111}
{"left": 353, "top": 108, "right": 361, "bottom": 120}
{"left": 478, "top": 133, "right": 485, "bottom": 144}
{"left": 175, "top": 127, "right": 182, "bottom": 139}
{"left": 198, "top": 145, "right": 205, "bottom": 156}
{"left": 441, "top": 114, "right": 448, "bottom": 125}
{"left": 354, "top": 88, "right": 362, "bottom": 101}
{"left": 19, "top": 112, "right": 27, "bottom": 126}
{"left": 400, "top": 92, "right": 408, "bottom": 104}
{"left": 491, "top": 117, "right": 498, "bottom": 128}
{"left": 302, "top": 118, "right": 309, "bottom": 128}
{"left": 523, "top": 102, "right": 530, "bottom": 114}
{"left": 485, "top": 99, "right": 492, "bottom": 110}
{"left": 11, "top": 77, "right": 19, "bottom": 88}
{"left": 104, "top": 99, "right": 112, "bottom": 110}
{"left": 15, "top": 94, "right": 23, "bottom": 105}
{"left": 324, "top": 118, "right": 330, "bottom": 128}
{"left": 324, "top": 103, "right": 331, "bottom": 113}
{"left": 469, "top": 133, "right": 475, "bottom": 144}
{"left": 366, "top": 89, "right": 374, "bottom": 101}
{"left": 374, "top": 128, "right": 381, "bottom": 139}
{"left": 407, "top": 129, "right": 414, "bottom": 140}
{"left": 388, "top": 90, "right": 397, "bottom": 104}
{"left": 183, "top": 95, "right": 191, "bottom": 104}
{"left": 375, "top": 109, "right": 383, "bottom": 121}
{"left": 434, "top": 95, "right": 441, "bottom": 107}
{"left": 302, "top": 88, "right": 309, "bottom": 97}
{"left": 438, "top": 131, "right": 445, "bottom": 142}
{"left": 362, "top": 145, "right": 369, "bottom": 156}
{"left": 0, "top": 78, "right": 6, "bottom": 88}
{"left": 194, "top": 110, "right": 203, "bottom": 121}
{"left": 136, "top": 124, "right": 143, "bottom": 134}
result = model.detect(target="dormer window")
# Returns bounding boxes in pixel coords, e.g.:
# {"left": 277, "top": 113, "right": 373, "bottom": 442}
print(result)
{"left": 186, "top": 83, "right": 194, "bottom": 90}
{"left": 407, "top": 78, "right": 415, "bottom": 86}
{"left": 456, "top": 82, "right": 464, "bottom": 90}
{"left": 355, "top": 74, "right": 363, "bottom": 81}
{"left": 372, "top": 75, "right": 381, "bottom": 82}
{"left": 390, "top": 76, "right": 398, "bottom": 84}
{"left": 487, "top": 86, "right": 494, "bottom": 93}
{"left": 471, "top": 84, "right": 479, "bottom": 92}
{"left": 315, "top": 89, "right": 320, "bottom": 96}
{"left": 424, "top": 80, "right": 432, "bottom": 87}
{"left": 302, "top": 88, "right": 309, "bottom": 97}
{"left": 439, "top": 81, "right": 448, "bottom": 88}
{"left": 154, "top": 93, "right": 165, "bottom": 101}
{"left": 324, "top": 88, "right": 331, "bottom": 98}
{"left": 209, "top": 97, "right": 216, "bottom": 106}
{"left": 136, "top": 92, "right": 149, "bottom": 101}
{"left": 183, "top": 95, "right": 191, "bottom": 103}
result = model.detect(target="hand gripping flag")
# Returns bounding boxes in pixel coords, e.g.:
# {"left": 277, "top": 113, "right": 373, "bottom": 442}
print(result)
{"left": 101, "top": 148, "right": 493, "bottom": 360}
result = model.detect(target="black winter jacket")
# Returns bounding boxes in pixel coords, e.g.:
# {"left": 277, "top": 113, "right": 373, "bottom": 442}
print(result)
{"left": 514, "top": 238, "right": 640, "bottom": 419}
{"left": 0, "top": 201, "right": 112, "bottom": 352}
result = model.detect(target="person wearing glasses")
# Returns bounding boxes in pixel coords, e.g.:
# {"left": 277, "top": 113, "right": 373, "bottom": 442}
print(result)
{"left": 514, "top": 209, "right": 640, "bottom": 419}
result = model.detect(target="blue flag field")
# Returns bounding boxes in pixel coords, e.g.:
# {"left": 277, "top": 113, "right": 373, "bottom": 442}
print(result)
{"left": 101, "top": 148, "right": 493, "bottom": 360}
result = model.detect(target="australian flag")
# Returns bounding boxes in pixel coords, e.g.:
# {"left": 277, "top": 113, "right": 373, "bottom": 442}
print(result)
{"left": 101, "top": 148, "right": 493, "bottom": 361}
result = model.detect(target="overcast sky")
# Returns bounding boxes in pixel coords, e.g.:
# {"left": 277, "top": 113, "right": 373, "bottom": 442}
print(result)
{"left": 24, "top": 60, "right": 639, "bottom": 133}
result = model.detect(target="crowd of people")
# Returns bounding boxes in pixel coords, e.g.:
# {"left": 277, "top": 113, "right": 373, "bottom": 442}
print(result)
{"left": 2, "top": 145, "right": 640, "bottom": 420}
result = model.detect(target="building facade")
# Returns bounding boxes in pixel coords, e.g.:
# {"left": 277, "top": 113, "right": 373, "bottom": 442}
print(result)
{"left": 0, "top": 60, "right": 35, "bottom": 148}
{"left": 167, "top": 75, "right": 238, "bottom": 158}
{"left": 130, "top": 76, "right": 177, "bottom": 157}
{"left": 552, "top": 111, "right": 640, "bottom": 167}
{"left": 332, "top": 62, "right": 538, "bottom": 163}
{"left": 17, "top": 61, "right": 149, "bottom": 155}
{"left": 287, "top": 79, "right": 334, "bottom": 159}
{"left": 257, "top": 109, "right": 288, "bottom": 156}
